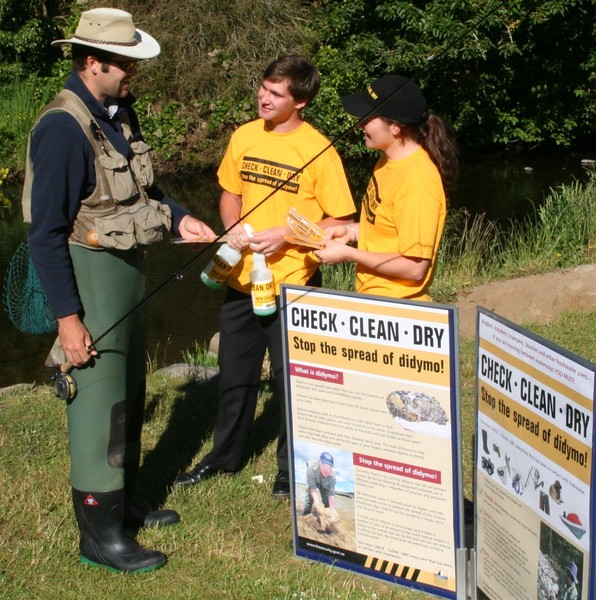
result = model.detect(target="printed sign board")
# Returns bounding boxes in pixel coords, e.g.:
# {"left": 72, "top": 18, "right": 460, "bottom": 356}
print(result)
{"left": 281, "top": 285, "right": 466, "bottom": 599}
{"left": 475, "top": 308, "right": 595, "bottom": 600}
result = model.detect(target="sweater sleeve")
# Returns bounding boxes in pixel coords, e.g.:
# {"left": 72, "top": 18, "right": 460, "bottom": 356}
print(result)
{"left": 146, "top": 183, "right": 190, "bottom": 233}
{"left": 27, "top": 112, "right": 93, "bottom": 319}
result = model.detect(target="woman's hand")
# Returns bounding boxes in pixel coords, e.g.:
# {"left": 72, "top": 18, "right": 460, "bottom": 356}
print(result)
{"left": 322, "top": 222, "right": 358, "bottom": 245}
{"left": 313, "top": 239, "right": 354, "bottom": 265}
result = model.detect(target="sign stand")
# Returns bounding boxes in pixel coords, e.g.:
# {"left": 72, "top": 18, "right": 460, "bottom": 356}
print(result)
{"left": 281, "top": 284, "right": 466, "bottom": 599}
{"left": 474, "top": 308, "right": 595, "bottom": 600}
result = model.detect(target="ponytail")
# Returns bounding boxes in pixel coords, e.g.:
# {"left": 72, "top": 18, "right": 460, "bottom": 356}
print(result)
{"left": 404, "top": 114, "right": 459, "bottom": 191}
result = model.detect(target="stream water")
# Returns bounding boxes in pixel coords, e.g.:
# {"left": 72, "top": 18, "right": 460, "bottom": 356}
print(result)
{"left": 0, "top": 151, "right": 593, "bottom": 387}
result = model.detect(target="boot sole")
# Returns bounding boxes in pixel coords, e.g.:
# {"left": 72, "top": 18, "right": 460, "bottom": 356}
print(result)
{"left": 80, "top": 555, "right": 166, "bottom": 573}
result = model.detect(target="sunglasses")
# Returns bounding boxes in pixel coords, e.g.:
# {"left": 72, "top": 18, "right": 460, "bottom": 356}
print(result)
{"left": 105, "top": 58, "right": 138, "bottom": 72}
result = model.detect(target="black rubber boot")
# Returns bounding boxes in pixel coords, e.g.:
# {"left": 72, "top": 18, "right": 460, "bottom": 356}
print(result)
{"left": 124, "top": 503, "right": 180, "bottom": 530}
{"left": 72, "top": 488, "right": 167, "bottom": 573}
{"left": 123, "top": 462, "right": 180, "bottom": 530}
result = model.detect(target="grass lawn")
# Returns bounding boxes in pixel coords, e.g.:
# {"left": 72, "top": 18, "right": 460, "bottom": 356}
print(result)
{"left": 1, "top": 308, "right": 594, "bottom": 600}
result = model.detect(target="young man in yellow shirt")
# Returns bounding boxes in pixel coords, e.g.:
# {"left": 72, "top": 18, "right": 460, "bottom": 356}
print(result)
{"left": 176, "top": 55, "right": 355, "bottom": 497}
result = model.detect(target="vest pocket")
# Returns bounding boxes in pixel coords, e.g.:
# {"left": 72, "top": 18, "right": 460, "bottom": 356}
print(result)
{"left": 130, "top": 140, "right": 155, "bottom": 188}
{"left": 97, "top": 153, "right": 138, "bottom": 202}
{"left": 96, "top": 211, "right": 136, "bottom": 249}
{"left": 94, "top": 201, "right": 172, "bottom": 249}
{"left": 133, "top": 200, "right": 171, "bottom": 245}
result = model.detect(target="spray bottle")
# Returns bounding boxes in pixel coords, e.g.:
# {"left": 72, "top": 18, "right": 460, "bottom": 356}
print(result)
{"left": 250, "top": 252, "right": 276, "bottom": 316}
{"left": 200, "top": 230, "right": 246, "bottom": 289}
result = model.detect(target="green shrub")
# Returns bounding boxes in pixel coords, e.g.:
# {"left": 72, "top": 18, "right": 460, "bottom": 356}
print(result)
{"left": 321, "top": 261, "right": 356, "bottom": 292}
{"left": 0, "top": 76, "right": 59, "bottom": 173}
{"left": 431, "top": 172, "right": 595, "bottom": 302}
{"left": 181, "top": 341, "right": 219, "bottom": 369}
{"left": 135, "top": 98, "right": 190, "bottom": 164}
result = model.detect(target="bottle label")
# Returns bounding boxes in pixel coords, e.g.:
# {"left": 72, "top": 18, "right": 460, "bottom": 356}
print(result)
{"left": 251, "top": 280, "right": 276, "bottom": 310}
{"left": 206, "top": 254, "right": 234, "bottom": 284}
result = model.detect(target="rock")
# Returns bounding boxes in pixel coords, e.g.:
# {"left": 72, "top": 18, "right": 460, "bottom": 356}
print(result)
{"left": 208, "top": 332, "right": 219, "bottom": 355}
{"left": 456, "top": 264, "right": 596, "bottom": 338}
{"left": 0, "top": 383, "right": 36, "bottom": 396}
{"left": 153, "top": 363, "right": 219, "bottom": 382}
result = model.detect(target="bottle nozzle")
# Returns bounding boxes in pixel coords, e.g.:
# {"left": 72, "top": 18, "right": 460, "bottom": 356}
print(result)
{"left": 252, "top": 251, "right": 267, "bottom": 269}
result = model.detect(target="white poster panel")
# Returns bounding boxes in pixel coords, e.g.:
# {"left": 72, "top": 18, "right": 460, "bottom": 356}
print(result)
{"left": 475, "top": 308, "right": 595, "bottom": 600}
{"left": 281, "top": 285, "right": 465, "bottom": 599}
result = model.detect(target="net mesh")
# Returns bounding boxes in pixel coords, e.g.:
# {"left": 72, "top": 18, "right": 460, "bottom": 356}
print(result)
{"left": 2, "top": 242, "right": 57, "bottom": 335}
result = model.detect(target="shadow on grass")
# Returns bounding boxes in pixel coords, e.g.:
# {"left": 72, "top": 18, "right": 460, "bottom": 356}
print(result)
{"left": 138, "top": 375, "right": 280, "bottom": 508}
{"left": 246, "top": 381, "right": 280, "bottom": 466}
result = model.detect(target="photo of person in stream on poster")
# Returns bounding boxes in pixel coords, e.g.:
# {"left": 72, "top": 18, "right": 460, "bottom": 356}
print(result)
{"left": 538, "top": 521, "right": 583, "bottom": 600}
{"left": 303, "top": 451, "right": 338, "bottom": 522}
{"left": 313, "top": 75, "right": 458, "bottom": 302}
{"left": 293, "top": 442, "right": 356, "bottom": 549}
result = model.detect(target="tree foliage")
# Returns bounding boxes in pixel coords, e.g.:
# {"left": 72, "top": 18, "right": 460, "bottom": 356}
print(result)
{"left": 97, "top": 0, "right": 317, "bottom": 168}
{"left": 307, "top": 0, "right": 595, "bottom": 154}
{"left": 0, "top": 0, "right": 593, "bottom": 172}
{"left": 0, "top": 0, "right": 76, "bottom": 80}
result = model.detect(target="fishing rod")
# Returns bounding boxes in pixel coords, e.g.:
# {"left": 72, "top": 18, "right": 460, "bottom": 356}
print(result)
{"left": 66, "top": 0, "right": 507, "bottom": 363}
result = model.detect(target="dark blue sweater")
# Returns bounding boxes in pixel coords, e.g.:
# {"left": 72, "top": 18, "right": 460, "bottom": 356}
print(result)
{"left": 27, "top": 71, "right": 189, "bottom": 319}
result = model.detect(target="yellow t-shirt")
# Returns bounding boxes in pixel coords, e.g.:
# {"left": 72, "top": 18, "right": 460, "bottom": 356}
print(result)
{"left": 217, "top": 119, "right": 355, "bottom": 294}
{"left": 356, "top": 147, "right": 446, "bottom": 301}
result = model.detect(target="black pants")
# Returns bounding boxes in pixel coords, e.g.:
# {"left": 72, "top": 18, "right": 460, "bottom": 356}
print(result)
{"left": 203, "top": 271, "right": 321, "bottom": 473}
{"left": 203, "top": 288, "right": 288, "bottom": 472}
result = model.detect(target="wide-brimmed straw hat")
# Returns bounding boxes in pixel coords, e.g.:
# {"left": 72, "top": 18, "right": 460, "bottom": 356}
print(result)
{"left": 52, "top": 8, "right": 160, "bottom": 59}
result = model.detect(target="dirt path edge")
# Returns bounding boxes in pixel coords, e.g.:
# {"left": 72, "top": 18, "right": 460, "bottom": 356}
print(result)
{"left": 456, "top": 263, "right": 596, "bottom": 338}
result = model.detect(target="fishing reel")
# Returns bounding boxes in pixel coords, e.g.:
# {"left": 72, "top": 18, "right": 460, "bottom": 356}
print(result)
{"left": 52, "top": 363, "right": 77, "bottom": 401}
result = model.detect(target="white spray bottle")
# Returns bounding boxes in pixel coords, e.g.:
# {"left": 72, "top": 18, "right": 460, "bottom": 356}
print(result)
{"left": 250, "top": 252, "right": 276, "bottom": 316}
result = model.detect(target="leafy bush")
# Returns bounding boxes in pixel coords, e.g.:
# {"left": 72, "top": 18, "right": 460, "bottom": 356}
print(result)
{"left": 307, "top": 0, "right": 596, "bottom": 152}
{"left": 0, "top": 75, "right": 62, "bottom": 174}
{"left": 105, "top": 0, "right": 316, "bottom": 167}
{"left": 0, "top": 0, "right": 75, "bottom": 81}
{"left": 431, "top": 171, "right": 596, "bottom": 302}
{"left": 134, "top": 98, "right": 190, "bottom": 164}
{"left": 1, "top": 0, "right": 594, "bottom": 174}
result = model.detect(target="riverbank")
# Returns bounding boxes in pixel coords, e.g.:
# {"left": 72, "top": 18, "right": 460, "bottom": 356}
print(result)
{"left": 2, "top": 264, "right": 594, "bottom": 394}
{"left": 457, "top": 263, "right": 596, "bottom": 338}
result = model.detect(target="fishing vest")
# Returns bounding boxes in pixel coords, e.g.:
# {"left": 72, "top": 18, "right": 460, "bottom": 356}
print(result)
{"left": 22, "top": 89, "right": 172, "bottom": 250}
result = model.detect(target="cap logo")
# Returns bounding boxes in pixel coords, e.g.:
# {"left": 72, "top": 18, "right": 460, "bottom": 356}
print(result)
{"left": 367, "top": 84, "right": 378, "bottom": 100}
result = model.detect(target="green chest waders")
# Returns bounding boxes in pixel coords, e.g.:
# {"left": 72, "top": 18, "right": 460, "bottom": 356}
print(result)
{"left": 66, "top": 245, "right": 147, "bottom": 492}
{"left": 65, "top": 246, "right": 173, "bottom": 572}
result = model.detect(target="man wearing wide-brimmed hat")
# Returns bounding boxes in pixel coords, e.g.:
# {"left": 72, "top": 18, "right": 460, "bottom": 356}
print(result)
{"left": 559, "top": 561, "right": 580, "bottom": 600}
{"left": 23, "top": 8, "right": 215, "bottom": 573}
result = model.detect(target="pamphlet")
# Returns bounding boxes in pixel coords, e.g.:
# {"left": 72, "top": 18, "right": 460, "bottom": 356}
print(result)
{"left": 284, "top": 207, "right": 326, "bottom": 249}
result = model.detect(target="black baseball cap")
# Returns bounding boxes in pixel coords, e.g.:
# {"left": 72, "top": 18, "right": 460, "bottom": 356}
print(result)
{"left": 341, "top": 75, "right": 428, "bottom": 124}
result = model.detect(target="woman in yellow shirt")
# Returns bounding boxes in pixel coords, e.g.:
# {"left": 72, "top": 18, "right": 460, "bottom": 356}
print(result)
{"left": 315, "top": 75, "right": 458, "bottom": 301}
